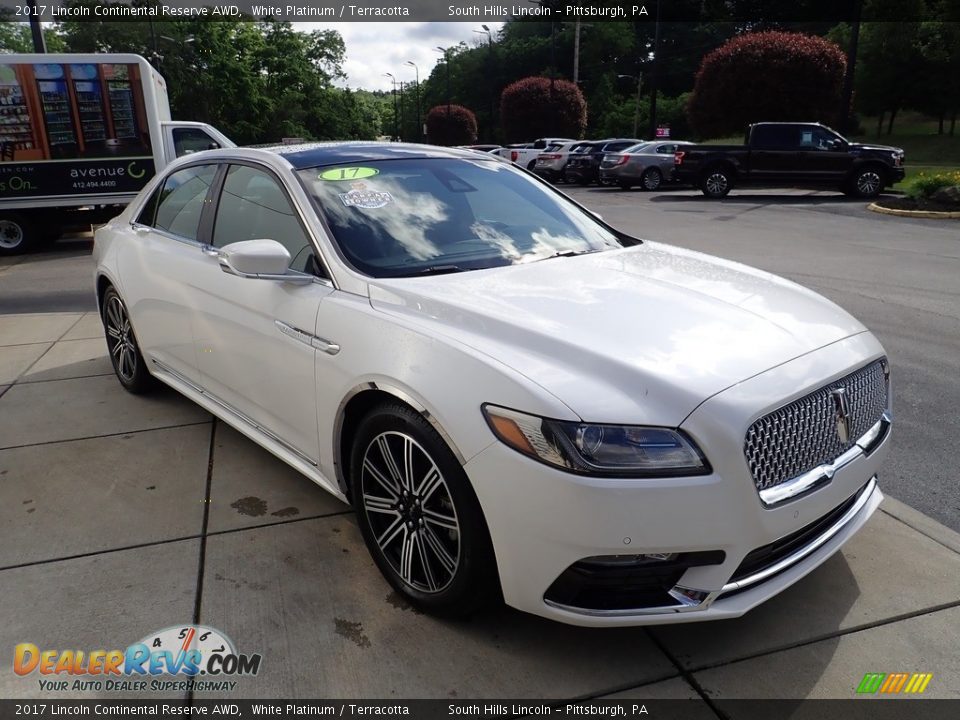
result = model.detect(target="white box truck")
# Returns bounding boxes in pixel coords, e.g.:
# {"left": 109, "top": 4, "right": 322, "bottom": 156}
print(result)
{"left": 0, "top": 53, "right": 233, "bottom": 255}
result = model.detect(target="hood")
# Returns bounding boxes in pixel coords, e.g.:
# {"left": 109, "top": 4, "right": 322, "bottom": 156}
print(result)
{"left": 368, "top": 243, "right": 866, "bottom": 425}
{"left": 848, "top": 142, "right": 904, "bottom": 155}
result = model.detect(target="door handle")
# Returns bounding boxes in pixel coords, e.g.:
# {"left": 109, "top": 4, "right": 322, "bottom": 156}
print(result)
{"left": 311, "top": 337, "right": 340, "bottom": 355}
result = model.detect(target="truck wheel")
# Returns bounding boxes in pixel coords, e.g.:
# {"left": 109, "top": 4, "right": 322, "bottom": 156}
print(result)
{"left": 527, "top": 160, "right": 537, "bottom": 171}
{"left": 701, "top": 168, "right": 733, "bottom": 198}
{"left": 849, "top": 166, "right": 885, "bottom": 199}
{"left": 0, "top": 213, "right": 38, "bottom": 256}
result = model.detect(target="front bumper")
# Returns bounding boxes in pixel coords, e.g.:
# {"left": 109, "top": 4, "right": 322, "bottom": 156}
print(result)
{"left": 464, "top": 333, "right": 890, "bottom": 626}
{"left": 890, "top": 167, "right": 906, "bottom": 184}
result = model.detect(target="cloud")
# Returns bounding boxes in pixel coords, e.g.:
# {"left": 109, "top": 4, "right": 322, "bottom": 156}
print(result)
{"left": 302, "top": 22, "right": 503, "bottom": 91}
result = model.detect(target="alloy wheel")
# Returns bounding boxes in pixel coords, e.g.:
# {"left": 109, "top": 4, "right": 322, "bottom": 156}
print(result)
{"left": 104, "top": 295, "right": 138, "bottom": 382}
{"left": 856, "top": 170, "right": 882, "bottom": 197}
{"left": 360, "top": 431, "right": 461, "bottom": 594}
{"left": 705, "top": 172, "right": 729, "bottom": 196}
{"left": 642, "top": 168, "right": 662, "bottom": 191}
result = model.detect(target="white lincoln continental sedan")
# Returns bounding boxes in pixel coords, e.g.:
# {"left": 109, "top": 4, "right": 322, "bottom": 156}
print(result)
{"left": 93, "top": 143, "right": 891, "bottom": 626}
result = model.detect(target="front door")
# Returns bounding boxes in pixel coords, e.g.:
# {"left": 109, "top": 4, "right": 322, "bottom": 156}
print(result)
{"left": 189, "top": 162, "right": 335, "bottom": 465}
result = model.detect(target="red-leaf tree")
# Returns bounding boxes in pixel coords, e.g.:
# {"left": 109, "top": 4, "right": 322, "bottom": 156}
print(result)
{"left": 500, "top": 76, "right": 587, "bottom": 142}
{"left": 425, "top": 104, "right": 478, "bottom": 146}
{"left": 687, "top": 31, "right": 847, "bottom": 139}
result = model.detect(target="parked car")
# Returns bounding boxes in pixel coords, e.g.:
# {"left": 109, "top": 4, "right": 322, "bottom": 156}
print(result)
{"left": 458, "top": 144, "right": 501, "bottom": 154}
{"left": 533, "top": 141, "right": 591, "bottom": 183}
{"left": 564, "top": 138, "right": 644, "bottom": 185}
{"left": 672, "top": 122, "right": 906, "bottom": 199}
{"left": 495, "top": 137, "right": 575, "bottom": 170}
{"left": 600, "top": 141, "right": 696, "bottom": 190}
{"left": 94, "top": 142, "right": 890, "bottom": 626}
{"left": 0, "top": 53, "right": 233, "bottom": 255}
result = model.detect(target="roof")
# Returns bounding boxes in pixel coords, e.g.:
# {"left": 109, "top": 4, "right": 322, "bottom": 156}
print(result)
{"left": 254, "top": 141, "right": 483, "bottom": 170}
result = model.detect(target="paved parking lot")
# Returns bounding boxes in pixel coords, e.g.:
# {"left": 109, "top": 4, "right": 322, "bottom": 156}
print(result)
{"left": 2, "top": 189, "right": 959, "bottom": 707}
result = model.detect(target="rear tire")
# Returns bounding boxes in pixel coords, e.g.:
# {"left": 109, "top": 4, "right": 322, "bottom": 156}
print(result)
{"left": 640, "top": 167, "right": 663, "bottom": 191}
{"left": 101, "top": 286, "right": 156, "bottom": 394}
{"left": 700, "top": 167, "right": 733, "bottom": 198}
{"left": 0, "top": 213, "right": 38, "bottom": 256}
{"left": 350, "top": 402, "right": 499, "bottom": 617}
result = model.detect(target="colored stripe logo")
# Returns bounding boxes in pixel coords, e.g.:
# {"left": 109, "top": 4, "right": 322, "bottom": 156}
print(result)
{"left": 857, "top": 673, "right": 933, "bottom": 695}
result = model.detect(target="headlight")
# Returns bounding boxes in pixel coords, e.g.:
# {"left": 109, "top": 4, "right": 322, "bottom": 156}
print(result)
{"left": 482, "top": 405, "right": 710, "bottom": 477}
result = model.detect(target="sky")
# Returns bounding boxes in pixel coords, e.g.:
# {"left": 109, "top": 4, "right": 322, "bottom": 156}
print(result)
{"left": 305, "top": 22, "right": 504, "bottom": 91}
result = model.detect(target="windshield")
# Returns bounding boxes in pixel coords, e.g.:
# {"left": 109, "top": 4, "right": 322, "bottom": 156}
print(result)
{"left": 297, "top": 158, "right": 626, "bottom": 277}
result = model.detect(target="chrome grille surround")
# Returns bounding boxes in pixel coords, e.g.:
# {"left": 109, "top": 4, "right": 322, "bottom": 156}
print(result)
{"left": 745, "top": 359, "right": 889, "bottom": 496}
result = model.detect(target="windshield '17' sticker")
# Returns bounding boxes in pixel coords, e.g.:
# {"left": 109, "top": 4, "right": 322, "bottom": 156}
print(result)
{"left": 338, "top": 182, "right": 392, "bottom": 209}
{"left": 319, "top": 166, "right": 379, "bottom": 181}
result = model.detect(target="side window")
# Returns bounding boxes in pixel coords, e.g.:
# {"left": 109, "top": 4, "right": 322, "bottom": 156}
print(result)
{"left": 135, "top": 185, "right": 161, "bottom": 226}
{"left": 212, "top": 165, "right": 317, "bottom": 273}
{"left": 154, "top": 164, "right": 217, "bottom": 241}
{"left": 173, "top": 128, "right": 220, "bottom": 158}
{"left": 656, "top": 144, "right": 676, "bottom": 154}
{"left": 752, "top": 125, "right": 799, "bottom": 149}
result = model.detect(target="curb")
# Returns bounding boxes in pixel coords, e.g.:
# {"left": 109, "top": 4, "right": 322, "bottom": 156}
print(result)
{"left": 868, "top": 202, "right": 960, "bottom": 219}
{"left": 880, "top": 496, "right": 960, "bottom": 555}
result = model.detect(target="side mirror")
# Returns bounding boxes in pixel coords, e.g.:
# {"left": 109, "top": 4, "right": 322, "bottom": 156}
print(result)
{"left": 208, "top": 142, "right": 220, "bottom": 150}
{"left": 831, "top": 139, "right": 846, "bottom": 151}
{"left": 217, "top": 239, "right": 312, "bottom": 283}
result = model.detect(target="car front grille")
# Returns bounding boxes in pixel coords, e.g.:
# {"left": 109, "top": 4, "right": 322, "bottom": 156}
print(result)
{"left": 744, "top": 359, "right": 888, "bottom": 493}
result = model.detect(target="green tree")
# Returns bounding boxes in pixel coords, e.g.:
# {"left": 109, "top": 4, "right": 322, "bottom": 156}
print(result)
{"left": 687, "top": 30, "right": 847, "bottom": 138}
{"left": 0, "top": 21, "right": 66, "bottom": 52}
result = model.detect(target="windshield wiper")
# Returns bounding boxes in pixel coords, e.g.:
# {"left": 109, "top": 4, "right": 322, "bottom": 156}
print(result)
{"left": 534, "top": 249, "right": 602, "bottom": 262}
{"left": 394, "top": 264, "right": 466, "bottom": 277}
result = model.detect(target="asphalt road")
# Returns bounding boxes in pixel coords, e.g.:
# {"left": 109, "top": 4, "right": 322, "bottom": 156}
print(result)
{"left": 1, "top": 188, "right": 957, "bottom": 531}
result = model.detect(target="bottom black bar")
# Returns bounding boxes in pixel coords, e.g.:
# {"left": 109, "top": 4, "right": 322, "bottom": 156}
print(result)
{"left": 0, "top": 700, "right": 957, "bottom": 720}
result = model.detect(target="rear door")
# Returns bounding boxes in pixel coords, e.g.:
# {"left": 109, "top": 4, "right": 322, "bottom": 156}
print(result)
{"left": 748, "top": 125, "right": 804, "bottom": 183}
{"left": 118, "top": 162, "right": 218, "bottom": 384}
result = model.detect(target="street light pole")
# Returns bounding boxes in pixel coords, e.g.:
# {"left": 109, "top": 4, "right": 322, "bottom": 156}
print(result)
{"left": 647, "top": 0, "right": 661, "bottom": 140}
{"left": 383, "top": 73, "right": 398, "bottom": 141}
{"left": 398, "top": 81, "right": 406, "bottom": 142}
{"left": 474, "top": 26, "right": 494, "bottom": 143}
{"left": 435, "top": 46, "right": 451, "bottom": 120}
{"left": 26, "top": 0, "right": 46, "bottom": 52}
{"left": 618, "top": 74, "right": 643, "bottom": 139}
{"left": 404, "top": 61, "right": 421, "bottom": 142}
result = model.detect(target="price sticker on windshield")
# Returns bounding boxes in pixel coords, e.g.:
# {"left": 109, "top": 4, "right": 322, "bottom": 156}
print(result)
{"left": 319, "top": 166, "right": 379, "bottom": 182}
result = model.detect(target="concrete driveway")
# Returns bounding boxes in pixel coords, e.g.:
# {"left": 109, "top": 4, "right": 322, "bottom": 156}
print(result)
{"left": 2, "top": 215, "right": 959, "bottom": 708}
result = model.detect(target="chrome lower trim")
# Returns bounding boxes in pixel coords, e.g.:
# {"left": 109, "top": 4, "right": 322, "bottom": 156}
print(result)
{"left": 152, "top": 358, "right": 317, "bottom": 467}
{"left": 759, "top": 412, "right": 890, "bottom": 506}
{"left": 544, "top": 589, "right": 721, "bottom": 618}
{"left": 722, "top": 476, "right": 878, "bottom": 596}
{"left": 543, "top": 476, "right": 879, "bottom": 619}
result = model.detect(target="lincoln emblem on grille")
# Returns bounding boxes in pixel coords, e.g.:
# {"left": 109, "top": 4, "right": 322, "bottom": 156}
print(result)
{"left": 830, "top": 387, "right": 852, "bottom": 443}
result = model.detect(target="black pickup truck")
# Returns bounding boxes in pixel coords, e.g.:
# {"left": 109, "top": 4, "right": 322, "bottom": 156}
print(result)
{"left": 673, "top": 122, "right": 905, "bottom": 199}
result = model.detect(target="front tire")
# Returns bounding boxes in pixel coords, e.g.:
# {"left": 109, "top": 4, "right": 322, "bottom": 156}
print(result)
{"left": 101, "top": 286, "right": 156, "bottom": 394}
{"left": 350, "top": 403, "right": 498, "bottom": 617}
{"left": 848, "top": 166, "right": 885, "bottom": 199}
{"left": 641, "top": 167, "right": 663, "bottom": 191}
{"left": 701, "top": 167, "right": 733, "bottom": 198}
